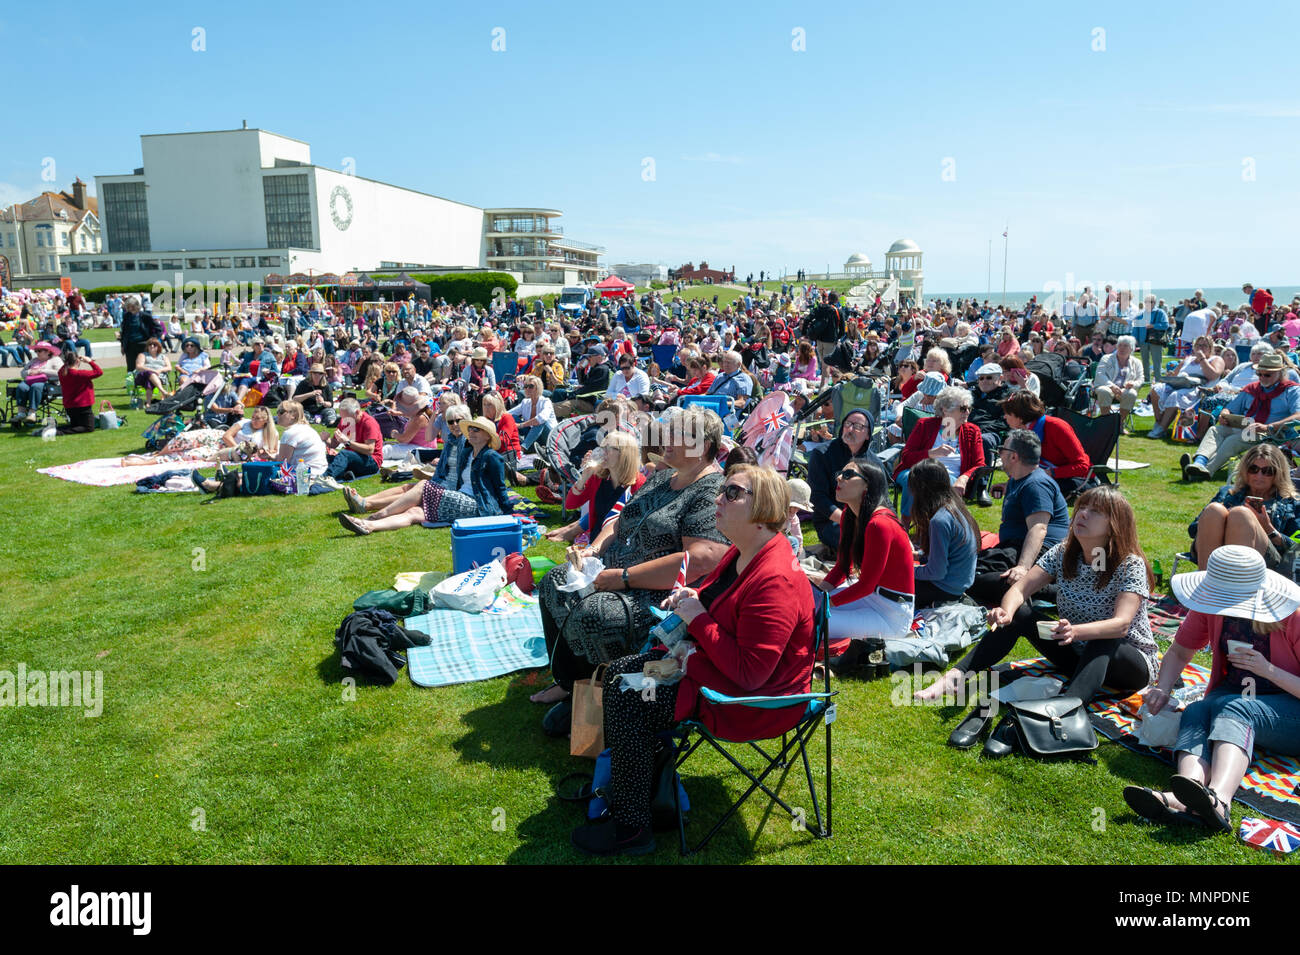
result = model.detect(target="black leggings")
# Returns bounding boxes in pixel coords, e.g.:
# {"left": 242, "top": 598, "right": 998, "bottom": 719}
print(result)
{"left": 57, "top": 406, "right": 95, "bottom": 434}
{"left": 913, "top": 579, "right": 962, "bottom": 609}
{"left": 602, "top": 650, "right": 678, "bottom": 828}
{"left": 952, "top": 604, "right": 1149, "bottom": 701}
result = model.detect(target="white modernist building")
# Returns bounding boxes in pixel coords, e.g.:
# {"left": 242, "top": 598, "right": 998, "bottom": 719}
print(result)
{"left": 61, "top": 127, "right": 603, "bottom": 298}
{"left": 837, "top": 239, "right": 925, "bottom": 307}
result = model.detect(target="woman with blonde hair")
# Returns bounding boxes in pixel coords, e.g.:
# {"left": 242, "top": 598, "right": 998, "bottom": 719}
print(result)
{"left": 508, "top": 374, "right": 557, "bottom": 452}
{"left": 1189, "top": 442, "right": 1300, "bottom": 570}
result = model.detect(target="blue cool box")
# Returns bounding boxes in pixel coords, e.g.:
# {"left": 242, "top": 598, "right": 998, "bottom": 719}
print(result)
{"left": 241, "top": 461, "right": 277, "bottom": 495}
{"left": 451, "top": 516, "right": 524, "bottom": 574}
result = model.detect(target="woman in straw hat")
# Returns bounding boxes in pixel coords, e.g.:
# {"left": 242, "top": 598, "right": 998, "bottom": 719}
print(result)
{"left": 1124, "top": 545, "right": 1300, "bottom": 831}
{"left": 338, "top": 415, "right": 511, "bottom": 535}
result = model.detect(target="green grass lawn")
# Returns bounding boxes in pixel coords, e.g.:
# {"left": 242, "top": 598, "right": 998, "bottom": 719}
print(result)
{"left": 0, "top": 378, "right": 1289, "bottom": 865}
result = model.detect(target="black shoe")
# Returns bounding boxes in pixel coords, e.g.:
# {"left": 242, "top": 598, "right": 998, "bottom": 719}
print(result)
{"left": 542, "top": 698, "right": 573, "bottom": 738}
{"left": 948, "top": 704, "right": 995, "bottom": 749}
{"left": 1179, "top": 452, "right": 1191, "bottom": 483}
{"left": 190, "top": 470, "right": 206, "bottom": 489}
{"left": 828, "top": 639, "right": 867, "bottom": 673}
{"left": 570, "top": 819, "right": 656, "bottom": 857}
{"left": 977, "top": 489, "right": 993, "bottom": 508}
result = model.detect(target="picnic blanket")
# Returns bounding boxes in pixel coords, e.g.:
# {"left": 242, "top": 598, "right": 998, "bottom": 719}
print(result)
{"left": 39, "top": 456, "right": 209, "bottom": 487}
{"left": 1007, "top": 658, "right": 1300, "bottom": 825}
{"left": 404, "top": 603, "right": 548, "bottom": 687}
{"left": 1148, "top": 593, "right": 1189, "bottom": 644}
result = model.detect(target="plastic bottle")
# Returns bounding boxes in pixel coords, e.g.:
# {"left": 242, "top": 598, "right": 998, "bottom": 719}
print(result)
{"left": 40, "top": 416, "right": 57, "bottom": 442}
{"left": 295, "top": 460, "right": 309, "bottom": 495}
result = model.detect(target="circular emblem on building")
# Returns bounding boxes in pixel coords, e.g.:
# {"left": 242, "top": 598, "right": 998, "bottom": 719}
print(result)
{"left": 329, "top": 185, "right": 353, "bottom": 231}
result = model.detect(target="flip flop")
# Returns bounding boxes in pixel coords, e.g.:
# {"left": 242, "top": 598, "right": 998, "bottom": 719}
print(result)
{"left": 528, "top": 682, "right": 570, "bottom": 705}
{"left": 1122, "top": 785, "right": 1206, "bottom": 827}
{"left": 337, "top": 512, "right": 372, "bottom": 536}
{"left": 1169, "top": 775, "right": 1232, "bottom": 832}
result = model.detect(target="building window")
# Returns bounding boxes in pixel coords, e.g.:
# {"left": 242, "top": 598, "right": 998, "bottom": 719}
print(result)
{"left": 61, "top": 232, "right": 69, "bottom": 247}
{"left": 102, "top": 180, "right": 151, "bottom": 253}
{"left": 92, "top": 260, "right": 112, "bottom": 272}
{"left": 186, "top": 258, "right": 206, "bottom": 269}
{"left": 257, "top": 255, "right": 280, "bottom": 268}
{"left": 209, "top": 257, "right": 231, "bottom": 268}
{"left": 137, "top": 260, "right": 159, "bottom": 271}
{"left": 69, "top": 261, "right": 89, "bottom": 273}
{"left": 160, "top": 258, "right": 181, "bottom": 269}
{"left": 234, "top": 256, "right": 255, "bottom": 268}
{"left": 115, "top": 260, "right": 136, "bottom": 271}
{"left": 263, "top": 174, "right": 313, "bottom": 249}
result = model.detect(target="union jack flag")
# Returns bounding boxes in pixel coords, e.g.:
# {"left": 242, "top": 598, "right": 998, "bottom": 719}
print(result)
{"left": 760, "top": 406, "right": 791, "bottom": 434}
{"left": 601, "top": 486, "right": 631, "bottom": 530}
{"left": 674, "top": 551, "right": 690, "bottom": 590}
{"left": 279, "top": 462, "right": 294, "bottom": 484}
{"left": 1239, "top": 817, "right": 1300, "bottom": 854}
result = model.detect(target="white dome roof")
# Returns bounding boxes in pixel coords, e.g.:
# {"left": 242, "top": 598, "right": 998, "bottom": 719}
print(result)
{"left": 844, "top": 252, "right": 872, "bottom": 266}
{"left": 888, "top": 238, "right": 920, "bottom": 254}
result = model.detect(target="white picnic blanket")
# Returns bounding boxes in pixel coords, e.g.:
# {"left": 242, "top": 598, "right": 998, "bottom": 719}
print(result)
{"left": 38, "top": 456, "right": 209, "bottom": 487}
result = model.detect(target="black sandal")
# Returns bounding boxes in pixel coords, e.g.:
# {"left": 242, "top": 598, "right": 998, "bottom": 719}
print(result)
{"left": 1169, "top": 775, "right": 1232, "bottom": 832}
{"left": 1123, "top": 785, "right": 1206, "bottom": 827}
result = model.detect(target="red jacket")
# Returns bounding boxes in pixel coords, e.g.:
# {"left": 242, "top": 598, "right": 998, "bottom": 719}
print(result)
{"left": 495, "top": 413, "right": 522, "bottom": 456}
{"left": 57, "top": 359, "right": 102, "bottom": 409}
{"left": 824, "top": 506, "right": 914, "bottom": 606}
{"left": 895, "top": 417, "right": 986, "bottom": 480}
{"left": 678, "top": 534, "right": 816, "bottom": 742}
{"left": 1036, "top": 415, "right": 1090, "bottom": 480}
{"left": 678, "top": 372, "right": 716, "bottom": 396}
{"left": 563, "top": 472, "right": 647, "bottom": 525}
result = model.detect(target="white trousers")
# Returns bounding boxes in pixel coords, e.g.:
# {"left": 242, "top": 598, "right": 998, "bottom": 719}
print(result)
{"left": 827, "top": 585, "right": 915, "bottom": 643}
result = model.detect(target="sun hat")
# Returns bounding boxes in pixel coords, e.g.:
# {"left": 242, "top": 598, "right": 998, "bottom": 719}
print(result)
{"left": 33, "top": 340, "right": 58, "bottom": 354}
{"left": 309, "top": 363, "right": 326, "bottom": 373}
{"left": 1171, "top": 545, "right": 1300, "bottom": 623}
{"left": 778, "top": 353, "right": 792, "bottom": 367}
{"left": 1256, "top": 352, "right": 1287, "bottom": 372}
{"left": 975, "top": 362, "right": 1003, "bottom": 376}
{"left": 919, "top": 371, "right": 946, "bottom": 396}
{"left": 471, "top": 347, "right": 489, "bottom": 360}
{"left": 586, "top": 344, "right": 608, "bottom": 357}
{"left": 787, "top": 478, "right": 814, "bottom": 512}
{"left": 459, "top": 415, "right": 501, "bottom": 449}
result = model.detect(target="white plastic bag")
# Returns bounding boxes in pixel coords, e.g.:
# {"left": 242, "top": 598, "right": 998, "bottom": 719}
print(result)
{"left": 431, "top": 559, "right": 508, "bottom": 613}
{"left": 556, "top": 556, "right": 605, "bottom": 592}
{"left": 1136, "top": 702, "right": 1183, "bottom": 748}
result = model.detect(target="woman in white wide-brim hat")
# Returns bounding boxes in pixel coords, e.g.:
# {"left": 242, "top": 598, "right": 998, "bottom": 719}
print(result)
{"left": 1124, "top": 545, "right": 1300, "bottom": 831}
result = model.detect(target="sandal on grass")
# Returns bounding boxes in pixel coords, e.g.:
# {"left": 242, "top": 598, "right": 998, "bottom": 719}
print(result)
{"left": 338, "top": 512, "right": 372, "bottom": 536}
{"left": 1169, "top": 775, "right": 1232, "bottom": 832}
{"left": 1122, "top": 785, "right": 1206, "bottom": 827}
{"left": 529, "top": 682, "right": 569, "bottom": 705}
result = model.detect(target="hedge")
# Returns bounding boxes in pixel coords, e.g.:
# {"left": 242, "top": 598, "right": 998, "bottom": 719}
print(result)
{"left": 410, "top": 272, "right": 518, "bottom": 308}
{"left": 80, "top": 284, "right": 158, "bottom": 302}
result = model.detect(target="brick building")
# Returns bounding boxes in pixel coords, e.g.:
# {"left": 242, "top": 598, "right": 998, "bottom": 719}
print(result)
{"left": 669, "top": 261, "right": 734, "bottom": 283}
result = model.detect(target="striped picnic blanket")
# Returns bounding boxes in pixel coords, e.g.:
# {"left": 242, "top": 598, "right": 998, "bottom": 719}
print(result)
{"left": 404, "top": 605, "right": 548, "bottom": 687}
{"left": 1008, "top": 658, "right": 1300, "bottom": 825}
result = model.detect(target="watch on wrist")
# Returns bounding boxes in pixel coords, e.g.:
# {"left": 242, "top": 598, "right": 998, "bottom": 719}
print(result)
{"left": 622, "top": 568, "right": 630, "bottom": 590}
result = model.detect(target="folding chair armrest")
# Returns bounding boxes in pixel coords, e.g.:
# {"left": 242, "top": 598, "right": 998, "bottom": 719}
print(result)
{"left": 699, "top": 686, "right": 836, "bottom": 708}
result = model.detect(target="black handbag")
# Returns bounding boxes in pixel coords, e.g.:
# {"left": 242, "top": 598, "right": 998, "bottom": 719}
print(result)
{"left": 983, "top": 696, "right": 1098, "bottom": 760}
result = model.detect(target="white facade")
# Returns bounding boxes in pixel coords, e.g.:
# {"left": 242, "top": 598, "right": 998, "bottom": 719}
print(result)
{"left": 608, "top": 263, "right": 668, "bottom": 286}
{"left": 1, "top": 182, "right": 102, "bottom": 286}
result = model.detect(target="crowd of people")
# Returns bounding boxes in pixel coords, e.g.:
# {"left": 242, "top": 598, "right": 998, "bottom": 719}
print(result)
{"left": 9, "top": 276, "right": 1300, "bottom": 857}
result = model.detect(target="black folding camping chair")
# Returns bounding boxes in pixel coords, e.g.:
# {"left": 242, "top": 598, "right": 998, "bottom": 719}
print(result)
{"left": 1059, "top": 408, "right": 1123, "bottom": 496}
{"left": 670, "top": 589, "right": 836, "bottom": 855}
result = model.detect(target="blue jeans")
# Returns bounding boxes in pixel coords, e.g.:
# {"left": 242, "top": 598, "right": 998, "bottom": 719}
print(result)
{"left": 898, "top": 467, "right": 914, "bottom": 518}
{"left": 520, "top": 423, "right": 551, "bottom": 453}
{"left": 16, "top": 380, "right": 45, "bottom": 411}
{"left": 71, "top": 337, "right": 92, "bottom": 357}
{"left": 0, "top": 345, "right": 24, "bottom": 367}
{"left": 325, "top": 448, "right": 379, "bottom": 481}
{"left": 1176, "top": 686, "right": 1300, "bottom": 761}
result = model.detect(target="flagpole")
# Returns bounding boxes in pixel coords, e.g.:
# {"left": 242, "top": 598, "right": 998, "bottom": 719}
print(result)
{"left": 1001, "top": 226, "right": 1008, "bottom": 307}
{"left": 987, "top": 239, "right": 991, "bottom": 298}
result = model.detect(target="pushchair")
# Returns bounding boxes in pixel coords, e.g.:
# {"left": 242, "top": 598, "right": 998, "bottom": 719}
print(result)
{"left": 1025, "top": 353, "right": 1089, "bottom": 414}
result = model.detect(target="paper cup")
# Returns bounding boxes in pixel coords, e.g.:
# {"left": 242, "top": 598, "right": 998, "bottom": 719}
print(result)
{"left": 1036, "top": 620, "right": 1059, "bottom": 642}
{"left": 1226, "top": 639, "right": 1253, "bottom": 655}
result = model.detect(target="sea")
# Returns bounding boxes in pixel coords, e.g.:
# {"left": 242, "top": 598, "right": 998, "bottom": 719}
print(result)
{"left": 923, "top": 286, "right": 1300, "bottom": 312}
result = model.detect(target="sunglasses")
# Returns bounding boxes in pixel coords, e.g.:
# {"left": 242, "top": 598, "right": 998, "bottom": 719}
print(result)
{"left": 1247, "top": 464, "right": 1277, "bottom": 476}
{"left": 835, "top": 469, "right": 863, "bottom": 482}
{"left": 721, "top": 484, "right": 754, "bottom": 502}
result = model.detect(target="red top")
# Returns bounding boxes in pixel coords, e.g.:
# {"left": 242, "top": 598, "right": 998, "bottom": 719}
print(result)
{"left": 899, "top": 375, "right": 920, "bottom": 399}
{"left": 1175, "top": 609, "right": 1300, "bottom": 693}
{"left": 57, "top": 359, "right": 102, "bottom": 409}
{"left": 352, "top": 412, "right": 385, "bottom": 467}
{"left": 495, "top": 413, "right": 522, "bottom": 456}
{"left": 678, "top": 371, "right": 716, "bottom": 396}
{"left": 563, "top": 471, "right": 647, "bottom": 524}
{"left": 895, "top": 417, "right": 986, "bottom": 480}
{"left": 1037, "top": 415, "right": 1090, "bottom": 480}
{"left": 678, "top": 534, "right": 816, "bottom": 742}
{"left": 824, "top": 506, "right": 915, "bottom": 607}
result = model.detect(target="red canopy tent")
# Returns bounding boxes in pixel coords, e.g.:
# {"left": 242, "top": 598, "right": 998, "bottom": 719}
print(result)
{"left": 594, "top": 275, "right": 635, "bottom": 299}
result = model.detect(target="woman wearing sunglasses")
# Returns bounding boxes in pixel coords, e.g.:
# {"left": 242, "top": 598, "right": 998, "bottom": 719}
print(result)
{"left": 570, "top": 464, "right": 815, "bottom": 856}
{"left": 1188, "top": 443, "right": 1300, "bottom": 571}
{"left": 507, "top": 375, "right": 557, "bottom": 453}
{"left": 807, "top": 457, "right": 915, "bottom": 666}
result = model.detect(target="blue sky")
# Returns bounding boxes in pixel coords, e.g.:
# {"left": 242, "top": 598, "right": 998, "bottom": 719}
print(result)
{"left": 4, "top": 0, "right": 1297, "bottom": 290}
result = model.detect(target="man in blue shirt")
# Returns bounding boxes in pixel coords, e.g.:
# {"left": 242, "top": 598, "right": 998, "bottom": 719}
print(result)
{"left": 1133, "top": 293, "right": 1170, "bottom": 383}
{"left": 1184, "top": 352, "right": 1300, "bottom": 481}
{"left": 970, "top": 429, "right": 1069, "bottom": 606}
{"left": 704, "top": 350, "right": 753, "bottom": 426}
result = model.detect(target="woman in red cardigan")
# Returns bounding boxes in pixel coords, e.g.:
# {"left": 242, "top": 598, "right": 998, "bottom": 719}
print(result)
{"left": 808, "top": 456, "right": 914, "bottom": 667}
{"left": 572, "top": 464, "right": 815, "bottom": 856}
{"left": 894, "top": 386, "right": 985, "bottom": 521}
{"left": 1001, "top": 390, "right": 1090, "bottom": 497}
{"left": 56, "top": 346, "right": 103, "bottom": 433}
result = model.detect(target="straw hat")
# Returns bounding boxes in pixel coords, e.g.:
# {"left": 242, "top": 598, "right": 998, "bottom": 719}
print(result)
{"left": 1171, "top": 545, "right": 1300, "bottom": 623}
{"left": 787, "top": 478, "right": 814, "bottom": 512}
{"left": 471, "top": 347, "right": 489, "bottom": 361}
{"left": 1256, "top": 351, "right": 1286, "bottom": 372}
{"left": 309, "top": 363, "right": 326, "bottom": 374}
{"left": 459, "top": 415, "right": 501, "bottom": 449}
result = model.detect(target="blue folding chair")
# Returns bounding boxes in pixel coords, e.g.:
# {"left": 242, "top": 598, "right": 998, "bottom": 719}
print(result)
{"left": 651, "top": 344, "right": 678, "bottom": 372}
{"left": 669, "top": 588, "right": 837, "bottom": 855}
{"left": 492, "top": 350, "right": 520, "bottom": 385}
{"left": 678, "top": 393, "right": 731, "bottom": 419}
